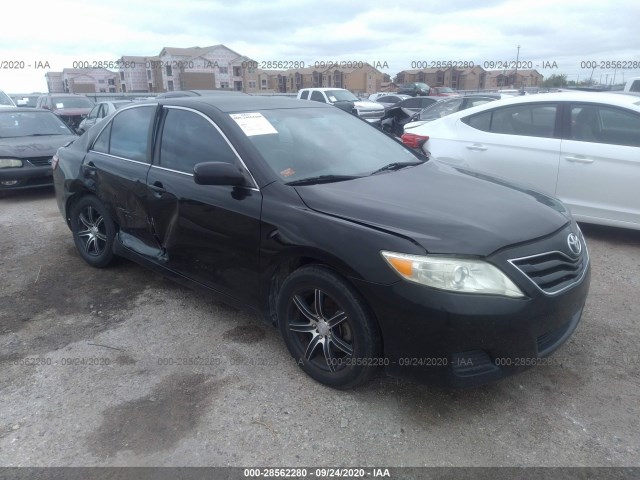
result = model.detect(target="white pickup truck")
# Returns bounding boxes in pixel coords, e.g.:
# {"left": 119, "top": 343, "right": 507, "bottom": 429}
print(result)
{"left": 297, "top": 88, "right": 385, "bottom": 125}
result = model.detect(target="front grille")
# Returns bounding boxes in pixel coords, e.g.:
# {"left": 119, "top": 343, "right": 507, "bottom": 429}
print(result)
{"left": 26, "top": 157, "right": 52, "bottom": 166}
{"left": 509, "top": 249, "right": 588, "bottom": 295}
{"left": 359, "top": 110, "right": 384, "bottom": 119}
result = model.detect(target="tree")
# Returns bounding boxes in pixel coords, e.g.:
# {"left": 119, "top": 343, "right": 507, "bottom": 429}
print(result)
{"left": 542, "top": 74, "right": 568, "bottom": 88}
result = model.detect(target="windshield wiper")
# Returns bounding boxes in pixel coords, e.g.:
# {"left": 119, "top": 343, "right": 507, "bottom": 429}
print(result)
{"left": 369, "top": 160, "right": 425, "bottom": 176}
{"left": 286, "top": 174, "right": 362, "bottom": 186}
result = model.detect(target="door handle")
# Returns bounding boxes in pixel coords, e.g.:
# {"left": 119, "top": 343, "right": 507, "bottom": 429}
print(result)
{"left": 84, "top": 161, "right": 97, "bottom": 176}
{"left": 466, "top": 144, "right": 488, "bottom": 151}
{"left": 149, "top": 181, "right": 166, "bottom": 197}
{"left": 565, "top": 156, "right": 594, "bottom": 163}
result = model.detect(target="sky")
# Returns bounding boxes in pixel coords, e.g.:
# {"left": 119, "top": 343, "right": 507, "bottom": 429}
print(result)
{"left": 1, "top": 0, "right": 639, "bottom": 93}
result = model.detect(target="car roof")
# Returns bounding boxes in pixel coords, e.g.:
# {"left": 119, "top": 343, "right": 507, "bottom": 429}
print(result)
{"left": 158, "top": 95, "right": 333, "bottom": 112}
{"left": 442, "top": 91, "right": 640, "bottom": 120}
{"left": 0, "top": 107, "right": 51, "bottom": 113}
{"left": 299, "top": 87, "right": 346, "bottom": 92}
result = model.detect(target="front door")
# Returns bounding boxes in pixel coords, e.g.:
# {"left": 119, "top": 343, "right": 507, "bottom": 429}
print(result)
{"left": 145, "top": 106, "right": 262, "bottom": 304}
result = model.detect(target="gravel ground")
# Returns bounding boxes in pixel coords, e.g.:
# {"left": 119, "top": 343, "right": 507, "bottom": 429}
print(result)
{"left": 0, "top": 187, "right": 639, "bottom": 467}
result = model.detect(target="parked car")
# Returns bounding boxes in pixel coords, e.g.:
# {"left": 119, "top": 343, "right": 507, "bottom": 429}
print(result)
{"left": 0, "top": 108, "right": 77, "bottom": 192}
{"left": 155, "top": 89, "right": 247, "bottom": 99}
{"left": 429, "top": 87, "right": 460, "bottom": 97}
{"left": 368, "top": 92, "right": 398, "bottom": 101}
{"left": 401, "top": 92, "right": 640, "bottom": 230}
{"left": 380, "top": 97, "right": 441, "bottom": 136}
{"left": 374, "top": 94, "right": 412, "bottom": 112}
{"left": 623, "top": 77, "right": 640, "bottom": 94}
{"left": 77, "top": 100, "right": 134, "bottom": 134}
{"left": 35, "top": 94, "right": 94, "bottom": 131}
{"left": 53, "top": 96, "right": 589, "bottom": 389}
{"left": 0, "top": 90, "right": 16, "bottom": 108}
{"left": 403, "top": 95, "right": 499, "bottom": 131}
{"left": 11, "top": 94, "right": 41, "bottom": 108}
{"left": 398, "top": 82, "right": 431, "bottom": 96}
{"left": 297, "top": 88, "right": 385, "bottom": 124}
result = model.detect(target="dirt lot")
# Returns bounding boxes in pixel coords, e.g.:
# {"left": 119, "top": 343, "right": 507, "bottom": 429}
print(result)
{"left": 1, "top": 188, "right": 639, "bottom": 467}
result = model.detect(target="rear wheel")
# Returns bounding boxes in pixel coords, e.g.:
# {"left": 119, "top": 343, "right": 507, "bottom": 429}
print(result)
{"left": 70, "top": 195, "right": 116, "bottom": 268}
{"left": 277, "top": 266, "right": 381, "bottom": 389}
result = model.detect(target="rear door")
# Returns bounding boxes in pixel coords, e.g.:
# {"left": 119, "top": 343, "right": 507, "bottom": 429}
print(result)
{"left": 442, "top": 102, "right": 562, "bottom": 195}
{"left": 145, "top": 105, "right": 262, "bottom": 303}
{"left": 82, "top": 104, "right": 157, "bottom": 247}
{"left": 557, "top": 102, "right": 640, "bottom": 226}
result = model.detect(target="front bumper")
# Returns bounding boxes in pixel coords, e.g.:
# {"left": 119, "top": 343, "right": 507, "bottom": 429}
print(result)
{"left": 0, "top": 165, "right": 53, "bottom": 190}
{"left": 351, "top": 224, "right": 591, "bottom": 387}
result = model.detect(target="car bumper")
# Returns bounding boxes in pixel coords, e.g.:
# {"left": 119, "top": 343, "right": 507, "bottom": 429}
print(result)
{"left": 0, "top": 166, "right": 53, "bottom": 190}
{"left": 351, "top": 263, "right": 590, "bottom": 387}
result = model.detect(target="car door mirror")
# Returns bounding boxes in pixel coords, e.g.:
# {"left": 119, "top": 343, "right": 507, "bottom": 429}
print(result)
{"left": 193, "top": 162, "right": 247, "bottom": 186}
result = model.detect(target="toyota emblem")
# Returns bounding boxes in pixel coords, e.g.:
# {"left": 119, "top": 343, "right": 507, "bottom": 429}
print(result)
{"left": 567, "top": 233, "right": 582, "bottom": 256}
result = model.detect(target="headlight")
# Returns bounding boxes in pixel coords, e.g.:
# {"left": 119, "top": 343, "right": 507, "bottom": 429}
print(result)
{"left": 0, "top": 159, "right": 23, "bottom": 169}
{"left": 381, "top": 251, "right": 525, "bottom": 298}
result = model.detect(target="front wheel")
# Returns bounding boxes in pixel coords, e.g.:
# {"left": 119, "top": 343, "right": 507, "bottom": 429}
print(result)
{"left": 277, "top": 266, "right": 381, "bottom": 389}
{"left": 70, "top": 195, "right": 116, "bottom": 268}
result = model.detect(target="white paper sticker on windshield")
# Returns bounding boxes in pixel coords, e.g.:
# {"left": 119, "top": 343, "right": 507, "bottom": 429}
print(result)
{"left": 328, "top": 96, "right": 337, "bottom": 102}
{"left": 55, "top": 103, "right": 64, "bottom": 108}
{"left": 229, "top": 112, "right": 278, "bottom": 136}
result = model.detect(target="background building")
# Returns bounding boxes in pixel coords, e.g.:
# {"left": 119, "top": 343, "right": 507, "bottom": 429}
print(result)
{"left": 45, "top": 69, "right": 120, "bottom": 94}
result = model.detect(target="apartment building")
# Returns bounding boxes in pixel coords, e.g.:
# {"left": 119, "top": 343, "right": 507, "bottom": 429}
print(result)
{"left": 156, "top": 45, "right": 250, "bottom": 91}
{"left": 395, "top": 66, "right": 542, "bottom": 90}
{"left": 45, "top": 69, "right": 120, "bottom": 94}
{"left": 117, "top": 55, "right": 163, "bottom": 93}
{"left": 261, "top": 63, "right": 387, "bottom": 94}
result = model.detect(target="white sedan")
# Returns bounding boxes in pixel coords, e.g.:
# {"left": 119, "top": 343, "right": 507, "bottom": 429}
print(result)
{"left": 401, "top": 92, "right": 640, "bottom": 231}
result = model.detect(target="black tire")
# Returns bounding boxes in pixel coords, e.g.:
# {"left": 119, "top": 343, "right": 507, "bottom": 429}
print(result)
{"left": 277, "top": 266, "right": 381, "bottom": 389}
{"left": 70, "top": 195, "right": 116, "bottom": 268}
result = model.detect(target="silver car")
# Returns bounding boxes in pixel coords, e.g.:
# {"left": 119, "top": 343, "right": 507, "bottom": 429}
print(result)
{"left": 78, "top": 100, "right": 133, "bottom": 134}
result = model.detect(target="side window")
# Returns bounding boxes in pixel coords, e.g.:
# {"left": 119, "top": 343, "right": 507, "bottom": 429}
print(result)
{"left": 159, "top": 109, "right": 238, "bottom": 174}
{"left": 88, "top": 105, "right": 99, "bottom": 119}
{"left": 464, "top": 111, "right": 492, "bottom": 132}
{"left": 402, "top": 98, "right": 421, "bottom": 108}
{"left": 570, "top": 105, "right": 640, "bottom": 147}
{"left": 490, "top": 104, "right": 557, "bottom": 137}
{"left": 92, "top": 122, "right": 111, "bottom": 153}
{"left": 630, "top": 80, "right": 640, "bottom": 93}
{"left": 310, "top": 91, "right": 326, "bottom": 103}
{"left": 299, "top": 91, "right": 309, "bottom": 100}
{"left": 109, "top": 106, "right": 155, "bottom": 162}
{"left": 468, "top": 98, "right": 492, "bottom": 108}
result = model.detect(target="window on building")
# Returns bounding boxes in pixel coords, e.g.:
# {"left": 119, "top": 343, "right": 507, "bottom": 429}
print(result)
{"left": 160, "top": 109, "right": 238, "bottom": 173}
{"left": 98, "top": 79, "right": 105, "bottom": 84}
{"left": 120, "top": 72, "right": 125, "bottom": 81}
{"left": 166, "top": 65, "right": 172, "bottom": 76}
{"left": 219, "top": 67, "right": 228, "bottom": 74}
{"left": 220, "top": 82, "right": 229, "bottom": 89}
{"left": 147, "top": 70, "right": 151, "bottom": 81}
{"left": 168, "top": 80, "right": 174, "bottom": 91}
{"left": 233, "top": 66, "right": 241, "bottom": 76}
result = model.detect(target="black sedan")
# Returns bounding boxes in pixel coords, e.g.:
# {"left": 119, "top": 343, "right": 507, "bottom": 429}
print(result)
{"left": 53, "top": 96, "right": 590, "bottom": 389}
{"left": 0, "top": 108, "right": 77, "bottom": 192}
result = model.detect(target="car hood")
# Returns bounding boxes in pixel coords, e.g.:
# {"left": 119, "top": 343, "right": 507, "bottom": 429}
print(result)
{"left": 354, "top": 100, "right": 385, "bottom": 111}
{"left": 52, "top": 108, "right": 91, "bottom": 116}
{"left": 0, "top": 135, "right": 78, "bottom": 158}
{"left": 294, "top": 161, "right": 570, "bottom": 256}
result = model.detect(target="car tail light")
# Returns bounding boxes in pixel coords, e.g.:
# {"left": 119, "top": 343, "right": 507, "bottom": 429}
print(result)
{"left": 401, "top": 133, "right": 429, "bottom": 149}
{"left": 51, "top": 154, "right": 59, "bottom": 170}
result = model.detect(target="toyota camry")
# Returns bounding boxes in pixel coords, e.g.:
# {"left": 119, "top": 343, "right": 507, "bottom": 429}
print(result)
{"left": 53, "top": 96, "right": 590, "bottom": 389}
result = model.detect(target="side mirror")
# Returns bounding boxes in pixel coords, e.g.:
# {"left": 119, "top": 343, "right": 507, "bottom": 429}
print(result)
{"left": 193, "top": 162, "right": 247, "bottom": 186}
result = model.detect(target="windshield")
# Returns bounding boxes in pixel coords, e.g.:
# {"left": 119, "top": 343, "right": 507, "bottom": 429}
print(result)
{"left": 52, "top": 97, "right": 94, "bottom": 109}
{"left": 325, "top": 90, "right": 358, "bottom": 102}
{"left": 114, "top": 102, "right": 133, "bottom": 110}
{"left": 0, "top": 91, "right": 15, "bottom": 107}
{"left": 0, "top": 111, "right": 74, "bottom": 137}
{"left": 241, "top": 108, "right": 421, "bottom": 183}
{"left": 419, "top": 97, "right": 464, "bottom": 120}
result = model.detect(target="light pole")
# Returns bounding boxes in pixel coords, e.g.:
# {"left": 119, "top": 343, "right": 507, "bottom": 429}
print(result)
{"left": 514, "top": 45, "right": 521, "bottom": 88}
